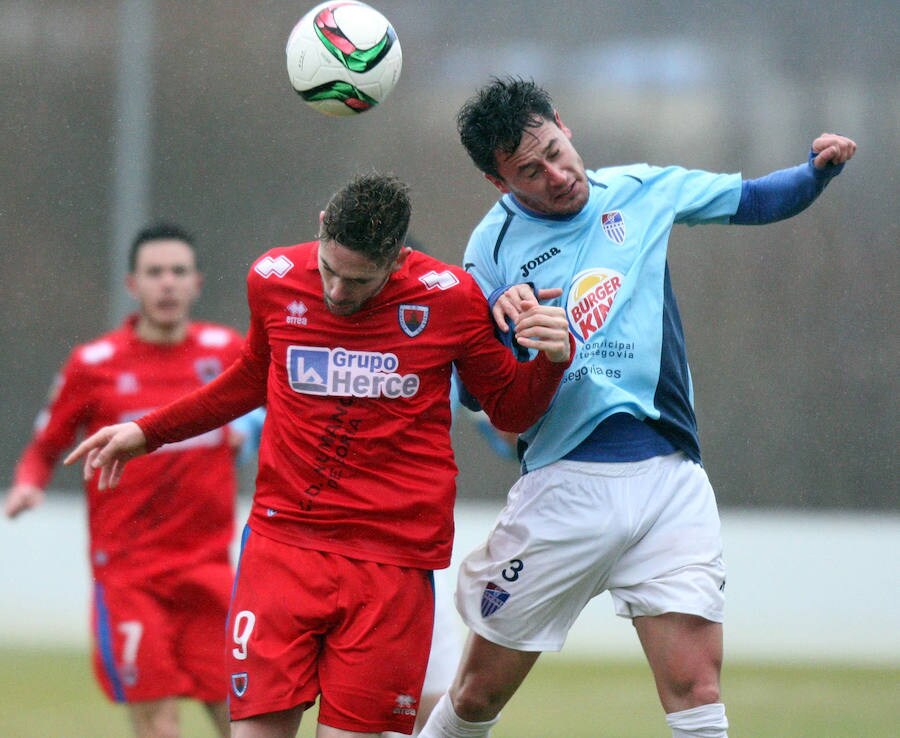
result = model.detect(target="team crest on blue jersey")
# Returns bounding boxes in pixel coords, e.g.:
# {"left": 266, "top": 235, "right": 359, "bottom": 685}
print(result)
{"left": 195, "top": 357, "right": 223, "bottom": 383}
{"left": 480, "top": 581, "right": 510, "bottom": 618}
{"left": 231, "top": 672, "right": 248, "bottom": 697}
{"left": 601, "top": 210, "right": 626, "bottom": 244}
{"left": 399, "top": 304, "right": 429, "bottom": 337}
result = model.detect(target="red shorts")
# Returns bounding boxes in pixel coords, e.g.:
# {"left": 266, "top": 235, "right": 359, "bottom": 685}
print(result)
{"left": 227, "top": 528, "right": 435, "bottom": 734}
{"left": 91, "top": 556, "right": 233, "bottom": 703}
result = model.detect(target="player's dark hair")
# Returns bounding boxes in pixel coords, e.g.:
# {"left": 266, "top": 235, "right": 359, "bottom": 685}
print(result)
{"left": 457, "top": 76, "right": 556, "bottom": 178}
{"left": 320, "top": 172, "right": 411, "bottom": 266}
{"left": 129, "top": 221, "right": 198, "bottom": 272}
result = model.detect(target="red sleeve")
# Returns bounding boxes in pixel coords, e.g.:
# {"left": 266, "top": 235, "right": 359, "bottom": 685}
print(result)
{"left": 13, "top": 357, "right": 94, "bottom": 489}
{"left": 138, "top": 319, "right": 269, "bottom": 452}
{"left": 454, "top": 284, "right": 573, "bottom": 433}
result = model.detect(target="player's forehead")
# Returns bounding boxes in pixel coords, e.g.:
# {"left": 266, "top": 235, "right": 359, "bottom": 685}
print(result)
{"left": 496, "top": 120, "right": 561, "bottom": 174}
{"left": 318, "top": 239, "right": 388, "bottom": 280}
{"left": 133, "top": 239, "right": 196, "bottom": 269}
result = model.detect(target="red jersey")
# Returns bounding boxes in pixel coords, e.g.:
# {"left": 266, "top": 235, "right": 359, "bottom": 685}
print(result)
{"left": 139, "top": 244, "right": 570, "bottom": 570}
{"left": 14, "top": 316, "right": 244, "bottom": 582}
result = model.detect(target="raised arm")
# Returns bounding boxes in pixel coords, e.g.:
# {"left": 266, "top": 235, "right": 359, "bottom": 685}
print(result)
{"left": 731, "top": 132, "right": 857, "bottom": 225}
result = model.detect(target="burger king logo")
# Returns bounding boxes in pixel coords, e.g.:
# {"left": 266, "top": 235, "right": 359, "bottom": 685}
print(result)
{"left": 566, "top": 268, "right": 624, "bottom": 342}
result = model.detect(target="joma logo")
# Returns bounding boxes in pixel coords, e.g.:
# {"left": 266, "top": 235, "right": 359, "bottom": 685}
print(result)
{"left": 520, "top": 247, "right": 561, "bottom": 278}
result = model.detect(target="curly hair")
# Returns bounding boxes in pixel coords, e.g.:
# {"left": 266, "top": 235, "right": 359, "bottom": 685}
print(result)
{"left": 457, "top": 76, "right": 556, "bottom": 178}
{"left": 320, "top": 172, "right": 411, "bottom": 266}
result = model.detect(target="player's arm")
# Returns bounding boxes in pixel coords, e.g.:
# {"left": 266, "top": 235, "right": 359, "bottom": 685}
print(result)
{"left": 489, "top": 284, "right": 564, "bottom": 335}
{"left": 511, "top": 300, "right": 571, "bottom": 363}
{"left": 66, "top": 328, "right": 269, "bottom": 489}
{"left": 730, "top": 132, "right": 857, "bottom": 225}
{"left": 7, "top": 434, "right": 59, "bottom": 517}
{"left": 5, "top": 483, "right": 46, "bottom": 519}
{"left": 6, "top": 359, "right": 93, "bottom": 518}
{"left": 456, "top": 287, "right": 573, "bottom": 433}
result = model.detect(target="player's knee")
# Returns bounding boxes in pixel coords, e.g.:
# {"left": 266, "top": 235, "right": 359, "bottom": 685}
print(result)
{"left": 133, "top": 714, "right": 179, "bottom": 738}
{"left": 668, "top": 672, "right": 721, "bottom": 707}
{"left": 448, "top": 675, "right": 507, "bottom": 722}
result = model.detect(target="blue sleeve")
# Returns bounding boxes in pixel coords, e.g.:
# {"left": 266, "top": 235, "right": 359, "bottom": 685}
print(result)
{"left": 486, "top": 284, "right": 533, "bottom": 361}
{"left": 230, "top": 406, "right": 266, "bottom": 467}
{"left": 730, "top": 150, "right": 845, "bottom": 225}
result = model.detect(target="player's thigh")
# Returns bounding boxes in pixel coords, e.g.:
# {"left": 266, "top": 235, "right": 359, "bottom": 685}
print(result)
{"left": 608, "top": 454, "right": 726, "bottom": 622}
{"left": 421, "top": 566, "right": 463, "bottom": 695}
{"left": 126, "top": 697, "right": 179, "bottom": 738}
{"left": 317, "top": 557, "right": 434, "bottom": 735}
{"left": 455, "top": 460, "right": 634, "bottom": 652}
{"left": 91, "top": 579, "right": 189, "bottom": 702}
{"left": 634, "top": 611, "right": 724, "bottom": 710}
{"left": 226, "top": 530, "right": 328, "bottom": 720}
{"left": 170, "top": 557, "right": 234, "bottom": 701}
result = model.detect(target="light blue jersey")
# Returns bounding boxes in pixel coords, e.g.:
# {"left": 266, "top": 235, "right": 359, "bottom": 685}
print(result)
{"left": 463, "top": 164, "right": 742, "bottom": 472}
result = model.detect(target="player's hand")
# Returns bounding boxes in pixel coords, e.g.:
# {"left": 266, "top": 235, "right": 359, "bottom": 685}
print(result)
{"left": 63, "top": 422, "right": 148, "bottom": 490}
{"left": 811, "top": 133, "right": 857, "bottom": 169}
{"left": 492, "top": 284, "right": 564, "bottom": 332}
{"left": 513, "top": 301, "right": 572, "bottom": 363}
{"left": 4, "top": 484, "right": 45, "bottom": 519}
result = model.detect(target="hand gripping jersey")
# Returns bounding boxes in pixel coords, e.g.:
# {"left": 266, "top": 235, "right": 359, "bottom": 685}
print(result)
{"left": 464, "top": 164, "right": 742, "bottom": 471}
{"left": 13, "top": 317, "right": 244, "bottom": 581}
{"left": 138, "top": 243, "right": 570, "bottom": 570}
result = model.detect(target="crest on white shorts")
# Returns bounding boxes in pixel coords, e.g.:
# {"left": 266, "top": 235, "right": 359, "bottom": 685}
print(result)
{"left": 480, "top": 581, "right": 510, "bottom": 618}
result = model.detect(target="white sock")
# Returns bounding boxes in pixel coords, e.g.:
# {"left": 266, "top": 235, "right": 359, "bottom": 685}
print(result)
{"left": 666, "top": 702, "right": 729, "bottom": 738}
{"left": 417, "top": 693, "right": 500, "bottom": 738}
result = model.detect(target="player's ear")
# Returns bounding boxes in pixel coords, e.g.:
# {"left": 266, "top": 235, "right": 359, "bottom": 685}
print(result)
{"left": 485, "top": 173, "right": 510, "bottom": 194}
{"left": 554, "top": 110, "right": 573, "bottom": 139}
{"left": 125, "top": 273, "right": 138, "bottom": 300}
{"left": 391, "top": 246, "right": 411, "bottom": 272}
{"left": 191, "top": 271, "right": 204, "bottom": 301}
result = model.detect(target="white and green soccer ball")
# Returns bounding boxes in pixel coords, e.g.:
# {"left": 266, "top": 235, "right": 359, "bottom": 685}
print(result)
{"left": 286, "top": 1, "right": 402, "bottom": 116}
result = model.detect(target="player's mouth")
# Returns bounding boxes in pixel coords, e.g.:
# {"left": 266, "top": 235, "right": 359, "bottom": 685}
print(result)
{"left": 324, "top": 297, "right": 357, "bottom": 315}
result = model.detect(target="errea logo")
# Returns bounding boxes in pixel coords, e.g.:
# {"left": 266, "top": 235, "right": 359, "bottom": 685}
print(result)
{"left": 393, "top": 693, "right": 417, "bottom": 716}
{"left": 286, "top": 300, "right": 308, "bottom": 326}
{"left": 255, "top": 255, "right": 294, "bottom": 279}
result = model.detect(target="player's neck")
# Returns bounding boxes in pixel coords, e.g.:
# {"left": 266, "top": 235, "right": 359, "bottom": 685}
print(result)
{"left": 133, "top": 316, "right": 189, "bottom": 345}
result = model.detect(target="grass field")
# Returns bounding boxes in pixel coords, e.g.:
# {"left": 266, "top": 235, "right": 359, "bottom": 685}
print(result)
{"left": 1, "top": 647, "right": 896, "bottom": 737}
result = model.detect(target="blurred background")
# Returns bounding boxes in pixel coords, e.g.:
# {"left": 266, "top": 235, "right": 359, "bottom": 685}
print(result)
{"left": 1, "top": 0, "right": 897, "bottom": 511}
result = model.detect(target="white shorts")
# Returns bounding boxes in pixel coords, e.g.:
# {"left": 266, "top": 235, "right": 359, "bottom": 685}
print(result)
{"left": 455, "top": 453, "right": 726, "bottom": 652}
{"left": 422, "top": 567, "right": 463, "bottom": 694}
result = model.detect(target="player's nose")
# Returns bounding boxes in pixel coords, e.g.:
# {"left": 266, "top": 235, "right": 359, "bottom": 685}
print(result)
{"left": 544, "top": 163, "right": 568, "bottom": 186}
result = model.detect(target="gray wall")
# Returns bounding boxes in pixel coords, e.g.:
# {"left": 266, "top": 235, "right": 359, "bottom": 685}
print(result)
{"left": 2, "top": 1, "right": 897, "bottom": 508}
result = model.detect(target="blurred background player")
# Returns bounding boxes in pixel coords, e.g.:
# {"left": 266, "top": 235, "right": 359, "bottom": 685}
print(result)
{"left": 4, "top": 222, "right": 253, "bottom": 738}
{"left": 419, "top": 77, "right": 857, "bottom": 738}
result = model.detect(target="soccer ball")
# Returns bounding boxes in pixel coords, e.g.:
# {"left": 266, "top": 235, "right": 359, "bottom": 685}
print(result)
{"left": 286, "top": 1, "right": 402, "bottom": 116}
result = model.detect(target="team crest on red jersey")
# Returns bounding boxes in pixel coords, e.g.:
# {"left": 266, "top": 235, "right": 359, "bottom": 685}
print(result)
{"left": 399, "top": 304, "right": 429, "bottom": 337}
{"left": 195, "top": 357, "right": 223, "bottom": 384}
{"left": 231, "top": 672, "right": 248, "bottom": 697}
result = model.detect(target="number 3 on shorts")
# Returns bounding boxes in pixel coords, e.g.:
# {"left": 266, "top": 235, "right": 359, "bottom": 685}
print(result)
{"left": 502, "top": 558, "right": 525, "bottom": 582}
{"left": 232, "top": 610, "right": 256, "bottom": 660}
